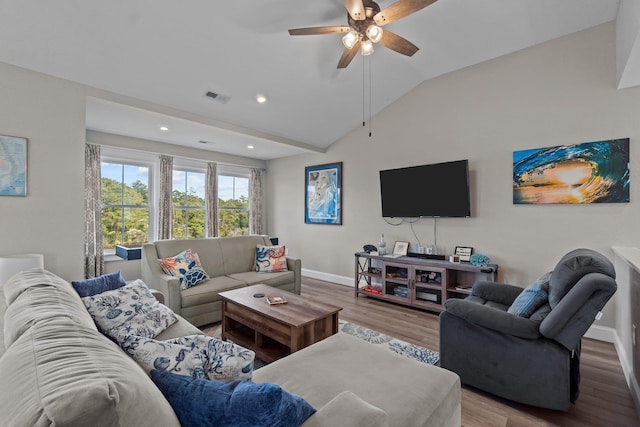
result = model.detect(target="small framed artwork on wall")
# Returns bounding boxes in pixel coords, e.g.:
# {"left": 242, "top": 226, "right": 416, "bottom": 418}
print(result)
{"left": 0, "top": 134, "right": 27, "bottom": 197}
{"left": 305, "top": 162, "right": 342, "bottom": 225}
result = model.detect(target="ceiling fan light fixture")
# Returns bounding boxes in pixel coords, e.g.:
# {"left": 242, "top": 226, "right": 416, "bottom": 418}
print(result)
{"left": 342, "top": 30, "right": 359, "bottom": 49}
{"left": 366, "top": 25, "right": 383, "bottom": 43}
{"left": 361, "top": 39, "right": 374, "bottom": 56}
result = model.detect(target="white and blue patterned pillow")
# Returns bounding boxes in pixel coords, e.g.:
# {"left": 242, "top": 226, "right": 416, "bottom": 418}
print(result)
{"left": 119, "top": 334, "right": 255, "bottom": 381}
{"left": 507, "top": 272, "right": 552, "bottom": 318}
{"left": 81, "top": 279, "right": 177, "bottom": 340}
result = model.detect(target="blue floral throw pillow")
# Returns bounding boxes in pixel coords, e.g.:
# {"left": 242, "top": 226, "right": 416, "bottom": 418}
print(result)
{"left": 507, "top": 272, "right": 552, "bottom": 318}
{"left": 159, "top": 249, "right": 209, "bottom": 290}
{"left": 81, "top": 279, "right": 177, "bottom": 340}
{"left": 150, "top": 370, "right": 316, "bottom": 427}
{"left": 71, "top": 270, "right": 127, "bottom": 297}
{"left": 119, "top": 334, "right": 255, "bottom": 381}
{"left": 256, "top": 245, "right": 288, "bottom": 273}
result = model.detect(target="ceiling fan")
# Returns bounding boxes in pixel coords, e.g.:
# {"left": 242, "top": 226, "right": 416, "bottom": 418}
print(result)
{"left": 288, "top": 0, "right": 438, "bottom": 69}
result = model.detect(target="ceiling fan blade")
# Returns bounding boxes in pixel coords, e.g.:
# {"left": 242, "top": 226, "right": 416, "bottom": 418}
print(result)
{"left": 378, "top": 30, "right": 419, "bottom": 56}
{"left": 374, "top": 0, "right": 438, "bottom": 26}
{"left": 344, "top": 0, "right": 366, "bottom": 21}
{"left": 288, "top": 26, "right": 351, "bottom": 36}
{"left": 337, "top": 41, "right": 361, "bottom": 68}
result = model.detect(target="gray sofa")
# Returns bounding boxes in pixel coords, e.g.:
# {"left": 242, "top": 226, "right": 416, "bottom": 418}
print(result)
{"left": 439, "top": 248, "right": 617, "bottom": 410}
{"left": 0, "top": 269, "right": 461, "bottom": 427}
{"left": 141, "top": 235, "right": 301, "bottom": 326}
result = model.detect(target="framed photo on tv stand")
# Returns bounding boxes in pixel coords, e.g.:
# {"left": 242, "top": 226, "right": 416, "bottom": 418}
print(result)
{"left": 454, "top": 246, "right": 473, "bottom": 262}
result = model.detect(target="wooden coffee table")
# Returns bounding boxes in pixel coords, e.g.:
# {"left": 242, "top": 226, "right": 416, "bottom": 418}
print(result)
{"left": 219, "top": 284, "right": 342, "bottom": 363}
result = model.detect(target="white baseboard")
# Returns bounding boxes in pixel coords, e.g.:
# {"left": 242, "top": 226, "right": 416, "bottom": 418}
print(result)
{"left": 615, "top": 334, "right": 640, "bottom": 417}
{"left": 584, "top": 324, "right": 616, "bottom": 343}
{"left": 302, "top": 269, "right": 616, "bottom": 344}
{"left": 302, "top": 269, "right": 352, "bottom": 287}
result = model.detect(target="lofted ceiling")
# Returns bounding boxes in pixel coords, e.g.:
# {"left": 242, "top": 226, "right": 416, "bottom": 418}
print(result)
{"left": 0, "top": 1, "right": 624, "bottom": 160}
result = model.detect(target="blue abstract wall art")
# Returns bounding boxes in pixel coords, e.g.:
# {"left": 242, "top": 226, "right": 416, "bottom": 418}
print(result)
{"left": 513, "top": 138, "right": 629, "bottom": 204}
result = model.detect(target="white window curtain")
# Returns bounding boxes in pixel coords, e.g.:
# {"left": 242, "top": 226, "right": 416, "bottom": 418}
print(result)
{"left": 250, "top": 168, "right": 264, "bottom": 235}
{"left": 84, "top": 143, "right": 104, "bottom": 278}
{"left": 158, "top": 155, "right": 173, "bottom": 240}
{"left": 206, "top": 162, "right": 218, "bottom": 237}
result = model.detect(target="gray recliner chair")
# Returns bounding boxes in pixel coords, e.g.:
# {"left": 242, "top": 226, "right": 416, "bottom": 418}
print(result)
{"left": 438, "top": 248, "right": 617, "bottom": 410}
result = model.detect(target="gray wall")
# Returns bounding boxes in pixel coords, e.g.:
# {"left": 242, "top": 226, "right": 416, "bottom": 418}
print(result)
{"left": 266, "top": 23, "right": 640, "bottom": 330}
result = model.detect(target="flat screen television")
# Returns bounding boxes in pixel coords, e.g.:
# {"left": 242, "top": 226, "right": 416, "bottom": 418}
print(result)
{"left": 379, "top": 159, "right": 471, "bottom": 218}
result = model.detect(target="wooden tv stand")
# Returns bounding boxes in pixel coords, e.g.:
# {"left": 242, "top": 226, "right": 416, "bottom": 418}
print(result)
{"left": 355, "top": 252, "right": 498, "bottom": 313}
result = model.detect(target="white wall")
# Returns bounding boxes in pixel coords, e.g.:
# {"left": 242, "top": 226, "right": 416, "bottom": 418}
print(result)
{"left": 0, "top": 63, "right": 86, "bottom": 281}
{"left": 266, "top": 22, "right": 640, "bottom": 329}
{"left": 0, "top": 62, "right": 268, "bottom": 283}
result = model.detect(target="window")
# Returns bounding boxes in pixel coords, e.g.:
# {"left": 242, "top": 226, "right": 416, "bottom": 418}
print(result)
{"left": 218, "top": 174, "right": 249, "bottom": 236}
{"left": 172, "top": 170, "right": 206, "bottom": 238}
{"left": 101, "top": 162, "right": 150, "bottom": 250}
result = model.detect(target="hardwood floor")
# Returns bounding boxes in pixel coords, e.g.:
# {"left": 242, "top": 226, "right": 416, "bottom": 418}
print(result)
{"left": 300, "top": 276, "right": 640, "bottom": 427}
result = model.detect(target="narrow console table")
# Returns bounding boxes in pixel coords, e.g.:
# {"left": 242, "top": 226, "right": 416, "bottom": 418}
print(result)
{"left": 355, "top": 252, "right": 498, "bottom": 313}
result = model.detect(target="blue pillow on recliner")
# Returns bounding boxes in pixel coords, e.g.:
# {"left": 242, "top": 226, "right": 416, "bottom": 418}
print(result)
{"left": 150, "top": 369, "right": 315, "bottom": 427}
{"left": 507, "top": 272, "right": 551, "bottom": 318}
{"left": 71, "top": 270, "right": 127, "bottom": 297}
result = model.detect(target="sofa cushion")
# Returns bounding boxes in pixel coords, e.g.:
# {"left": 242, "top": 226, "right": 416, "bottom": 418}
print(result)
{"left": 180, "top": 275, "right": 246, "bottom": 308}
{"left": 81, "top": 279, "right": 177, "bottom": 340}
{"left": 151, "top": 370, "right": 316, "bottom": 427}
{"left": 300, "top": 391, "right": 388, "bottom": 427}
{"left": 3, "top": 270, "right": 96, "bottom": 349}
{"left": 256, "top": 245, "right": 288, "bottom": 273}
{"left": 71, "top": 270, "right": 127, "bottom": 297}
{"left": 0, "top": 316, "right": 181, "bottom": 427}
{"left": 120, "top": 334, "right": 254, "bottom": 381}
{"left": 228, "top": 270, "right": 295, "bottom": 289}
{"left": 254, "top": 332, "right": 461, "bottom": 427}
{"left": 507, "top": 272, "right": 551, "bottom": 318}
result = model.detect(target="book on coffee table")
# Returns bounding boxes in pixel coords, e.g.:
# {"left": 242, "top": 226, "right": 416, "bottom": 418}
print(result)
{"left": 266, "top": 295, "right": 287, "bottom": 305}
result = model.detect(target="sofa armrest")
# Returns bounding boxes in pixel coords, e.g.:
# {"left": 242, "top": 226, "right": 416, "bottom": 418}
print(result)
{"left": 301, "top": 391, "right": 388, "bottom": 427}
{"left": 443, "top": 299, "right": 541, "bottom": 339}
{"left": 471, "top": 281, "right": 524, "bottom": 306}
{"left": 141, "top": 243, "right": 182, "bottom": 314}
{"left": 286, "top": 257, "right": 302, "bottom": 294}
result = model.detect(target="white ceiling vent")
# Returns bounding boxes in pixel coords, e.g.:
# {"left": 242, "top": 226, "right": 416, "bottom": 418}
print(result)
{"left": 205, "top": 91, "right": 230, "bottom": 104}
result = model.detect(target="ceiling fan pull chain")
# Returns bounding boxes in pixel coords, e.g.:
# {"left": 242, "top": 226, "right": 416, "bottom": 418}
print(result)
{"left": 369, "top": 55, "right": 372, "bottom": 137}
{"left": 362, "top": 53, "right": 366, "bottom": 128}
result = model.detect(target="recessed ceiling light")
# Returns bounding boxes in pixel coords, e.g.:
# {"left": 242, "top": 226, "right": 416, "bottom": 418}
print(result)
{"left": 256, "top": 94, "right": 267, "bottom": 104}
{"left": 159, "top": 126, "right": 169, "bottom": 131}
{"left": 248, "top": 145, "right": 255, "bottom": 149}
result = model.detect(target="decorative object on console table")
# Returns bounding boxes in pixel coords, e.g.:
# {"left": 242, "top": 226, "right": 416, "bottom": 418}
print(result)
{"left": 0, "top": 134, "right": 28, "bottom": 197}
{"left": 392, "top": 241, "right": 409, "bottom": 257}
{"left": 0, "top": 253, "right": 44, "bottom": 285}
{"left": 304, "top": 162, "right": 342, "bottom": 225}
{"left": 115, "top": 245, "right": 142, "bottom": 260}
{"left": 470, "top": 253, "right": 490, "bottom": 267}
{"left": 454, "top": 246, "right": 473, "bottom": 262}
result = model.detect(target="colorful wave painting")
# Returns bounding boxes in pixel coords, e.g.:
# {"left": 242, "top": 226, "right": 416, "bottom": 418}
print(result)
{"left": 513, "top": 139, "right": 629, "bottom": 204}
